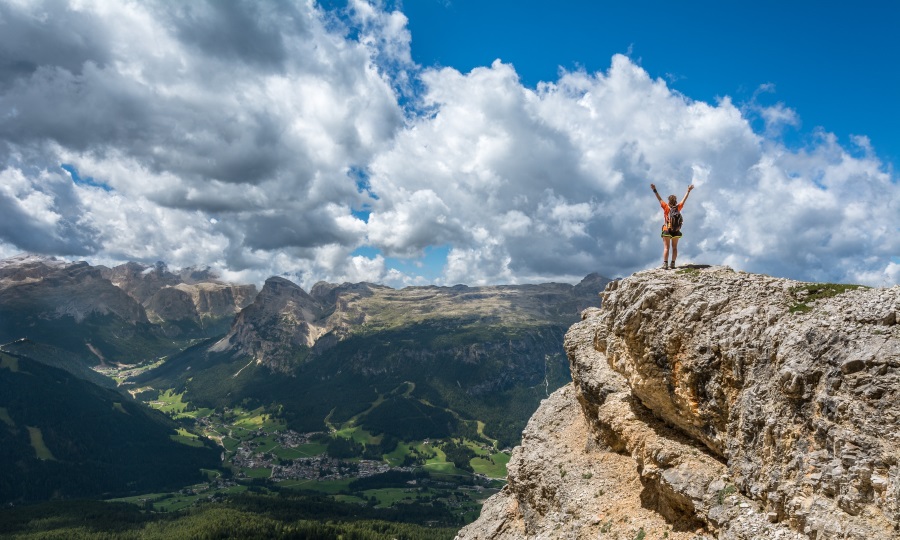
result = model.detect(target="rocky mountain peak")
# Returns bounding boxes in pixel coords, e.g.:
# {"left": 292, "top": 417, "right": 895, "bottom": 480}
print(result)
{"left": 0, "top": 254, "right": 69, "bottom": 283}
{"left": 459, "top": 266, "right": 900, "bottom": 540}
{"left": 213, "top": 277, "right": 328, "bottom": 372}
{"left": 0, "top": 255, "right": 147, "bottom": 326}
{"left": 254, "top": 276, "right": 323, "bottom": 317}
{"left": 177, "top": 266, "right": 216, "bottom": 284}
{"left": 100, "top": 260, "right": 256, "bottom": 331}
{"left": 101, "top": 261, "right": 180, "bottom": 303}
{"left": 259, "top": 275, "right": 312, "bottom": 297}
{"left": 309, "top": 280, "right": 380, "bottom": 305}
{"left": 573, "top": 272, "right": 606, "bottom": 293}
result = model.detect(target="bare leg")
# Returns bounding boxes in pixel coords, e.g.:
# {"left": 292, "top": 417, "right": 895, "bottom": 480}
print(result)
{"left": 671, "top": 237, "right": 679, "bottom": 267}
{"left": 662, "top": 236, "right": 671, "bottom": 267}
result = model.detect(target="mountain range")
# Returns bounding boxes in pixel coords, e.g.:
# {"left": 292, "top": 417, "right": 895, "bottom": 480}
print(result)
{"left": 0, "top": 254, "right": 608, "bottom": 506}
{"left": 0, "top": 254, "right": 256, "bottom": 368}
{"left": 133, "top": 269, "right": 609, "bottom": 446}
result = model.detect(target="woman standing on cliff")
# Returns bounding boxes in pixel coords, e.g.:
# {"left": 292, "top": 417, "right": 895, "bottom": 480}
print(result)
{"left": 650, "top": 183, "right": 694, "bottom": 269}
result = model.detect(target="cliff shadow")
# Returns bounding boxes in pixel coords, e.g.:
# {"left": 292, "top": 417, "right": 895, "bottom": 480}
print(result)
{"left": 626, "top": 394, "right": 726, "bottom": 464}
{"left": 624, "top": 396, "right": 724, "bottom": 532}
{"left": 638, "top": 478, "right": 708, "bottom": 532}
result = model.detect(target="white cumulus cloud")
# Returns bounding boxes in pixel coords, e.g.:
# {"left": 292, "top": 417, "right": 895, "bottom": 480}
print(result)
{"left": 0, "top": 1, "right": 897, "bottom": 288}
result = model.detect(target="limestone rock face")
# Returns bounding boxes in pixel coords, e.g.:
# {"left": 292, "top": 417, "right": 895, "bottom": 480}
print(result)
{"left": 0, "top": 255, "right": 257, "bottom": 364}
{"left": 144, "top": 286, "right": 198, "bottom": 323}
{"left": 183, "top": 282, "right": 257, "bottom": 320}
{"left": 460, "top": 266, "right": 900, "bottom": 539}
{"left": 102, "top": 261, "right": 256, "bottom": 326}
{"left": 214, "top": 276, "right": 328, "bottom": 372}
{"left": 101, "top": 261, "right": 180, "bottom": 304}
{"left": 0, "top": 255, "right": 148, "bottom": 325}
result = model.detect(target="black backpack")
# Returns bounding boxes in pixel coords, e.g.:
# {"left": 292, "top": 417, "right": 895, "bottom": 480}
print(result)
{"left": 668, "top": 206, "right": 683, "bottom": 233}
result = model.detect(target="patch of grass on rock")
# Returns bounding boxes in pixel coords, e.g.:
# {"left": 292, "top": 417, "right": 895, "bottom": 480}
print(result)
{"left": 789, "top": 283, "right": 867, "bottom": 313}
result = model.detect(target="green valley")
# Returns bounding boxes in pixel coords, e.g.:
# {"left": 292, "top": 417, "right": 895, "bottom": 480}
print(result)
{"left": 0, "top": 256, "right": 608, "bottom": 537}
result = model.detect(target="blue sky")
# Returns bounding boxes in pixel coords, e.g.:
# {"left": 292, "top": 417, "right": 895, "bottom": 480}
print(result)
{"left": 395, "top": 0, "right": 900, "bottom": 167}
{"left": 0, "top": 0, "right": 898, "bottom": 288}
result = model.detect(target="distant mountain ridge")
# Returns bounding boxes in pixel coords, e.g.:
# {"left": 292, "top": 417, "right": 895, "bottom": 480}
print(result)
{"left": 214, "top": 273, "right": 610, "bottom": 374}
{"left": 0, "top": 255, "right": 148, "bottom": 326}
{"left": 100, "top": 260, "right": 257, "bottom": 335}
{"left": 0, "top": 256, "right": 156, "bottom": 368}
{"left": 0, "top": 255, "right": 256, "bottom": 368}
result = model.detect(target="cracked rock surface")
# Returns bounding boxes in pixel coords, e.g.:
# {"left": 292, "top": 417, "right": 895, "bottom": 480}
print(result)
{"left": 458, "top": 266, "right": 900, "bottom": 539}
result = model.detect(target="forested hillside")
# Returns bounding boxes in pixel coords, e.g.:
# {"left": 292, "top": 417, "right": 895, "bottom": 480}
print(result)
{"left": 0, "top": 352, "right": 220, "bottom": 504}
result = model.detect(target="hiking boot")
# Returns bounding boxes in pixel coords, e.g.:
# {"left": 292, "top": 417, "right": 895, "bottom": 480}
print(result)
{"left": 661, "top": 261, "right": 668, "bottom": 270}
{"left": 670, "top": 261, "right": 676, "bottom": 269}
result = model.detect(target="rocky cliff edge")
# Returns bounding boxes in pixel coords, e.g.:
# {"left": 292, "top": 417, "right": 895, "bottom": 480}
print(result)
{"left": 458, "top": 265, "right": 899, "bottom": 539}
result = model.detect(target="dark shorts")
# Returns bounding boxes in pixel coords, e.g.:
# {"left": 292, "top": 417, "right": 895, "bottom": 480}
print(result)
{"left": 661, "top": 229, "right": 683, "bottom": 238}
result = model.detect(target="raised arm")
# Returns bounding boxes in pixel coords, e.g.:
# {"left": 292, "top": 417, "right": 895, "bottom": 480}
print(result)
{"left": 679, "top": 184, "right": 694, "bottom": 207}
{"left": 650, "top": 183, "right": 662, "bottom": 202}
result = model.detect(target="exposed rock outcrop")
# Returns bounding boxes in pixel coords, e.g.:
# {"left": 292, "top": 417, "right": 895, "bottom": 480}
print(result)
{"left": 0, "top": 255, "right": 148, "bottom": 325}
{"left": 101, "top": 261, "right": 256, "bottom": 328}
{"left": 100, "top": 261, "right": 181, "bottom": 304}
{"left": 0, "top": 255, "right": 255, "bottom": 365}
{"left": 459, "top": 266, "right": 900, "bottom": 539}
{"left": 211, "top": 276, "right": 329, "bottom": 372}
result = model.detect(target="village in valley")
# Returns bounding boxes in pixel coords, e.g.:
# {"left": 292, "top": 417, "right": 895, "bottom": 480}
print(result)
{"left": 109, "top": 386, "right": 506, "bottom": 520}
